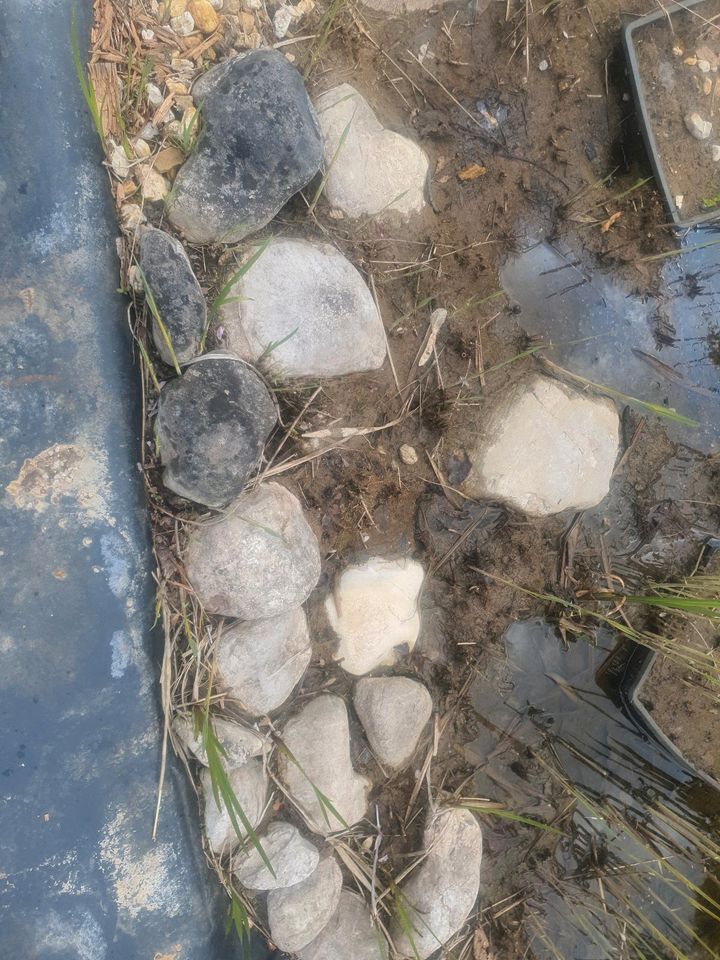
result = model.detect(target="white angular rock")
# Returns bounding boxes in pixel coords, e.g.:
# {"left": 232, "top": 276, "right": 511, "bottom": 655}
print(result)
{"left": 185, "top": 482, "right": 321, "bottom": 619}
{"left": 685, "top": 111, "right": 712, "bottom": 140}
{"left": 216, "top": 608, "right": 312, "bottom": 716}
{"left": 299, "top": 890, "right": 388, "bottom": 960}
{"left": 462, "top": 375, "right": 619, "bottom": 516}
{"left": 391, "top": 808, "right": 483, "bottom": 959}
{"left": 233, "top": 821, "right": 319, "bottom": 890}
{"left": 173, "top": 713, "right": 265, "bottom": 768}
{"left": 268, "top": 857, "right": 343, "bottom": 953}
{"left": 218, "top": 238, "right": 386, "bottom": 379}
{"left": 353, "top": 677, "right": 432, "bottom": 771}
{"left": 278, "top": 695, "right": 370, "bottom": 835}
{"left": 325, "top": 557, "right": 425, "bottom": 676}
{"left": 201, "top": 758, "right": 268, "bottom": 854}
{"left": 314, "top": 84, "right": 428, "bottom": 219}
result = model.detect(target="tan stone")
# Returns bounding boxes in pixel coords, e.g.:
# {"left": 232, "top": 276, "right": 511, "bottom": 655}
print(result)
{"left": 189, "top": 0, "right": 220, "bottom": 32}
{"left": 170, "top": 0, "right": 187, "bottom": 14}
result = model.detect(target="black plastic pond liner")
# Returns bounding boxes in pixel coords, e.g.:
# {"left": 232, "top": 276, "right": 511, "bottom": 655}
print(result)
{"left": 0, "top": 3, "right": 276, "bottom": 957}
{"left": 624, "top": 0, "right": 720, "bottom": 229}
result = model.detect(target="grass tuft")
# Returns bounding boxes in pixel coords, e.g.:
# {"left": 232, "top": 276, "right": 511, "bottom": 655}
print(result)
{"left": 71, "top": 7, "right": 104, "bottom": 140}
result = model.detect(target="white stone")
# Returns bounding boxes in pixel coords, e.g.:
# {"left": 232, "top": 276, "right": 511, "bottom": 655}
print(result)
{"left": 353, "top": 677, "right": 432, "bottom": 771}
{"left": 698, "top": 58, "right": 711, "bottom": 72}
{"left": 141, "top": 27, "right": 156, "bottom": 40}
{"left": 399, "top": 443, "right": 418, "bottom": 465}
{"left": 136, "top": 165, "right": 169, "bottom": 201}
{"left": 712, "top": 144, "right": 720, "bottom": 162}
{"left": 109, "top": 141, "right": 130, "bottom": 179}
{"left": 201, "top": 758, "right": 268, "bottom": 854}
{"left": 171, "top": 10, "right": 196, "bottom": 34}
{"left": 268, "top": 857, "right": 343, "bottom": 953}
{"left": 274, "top": 5, "right": 293, "bottom": 37}
{"left": 185, "top": 482, "right": 321, "bottom": 619}
{"left": 325, "top": 557, "right": 424, "bottom": 676}
{"left": 146, "top": 82, "right": 164, "bottom": 108}
{"left": 278, "top": 695, "right": 370, "bottom": 835}
{"left": 133, "top": 137, "right": 152, "bottom": 159}
{"left": 685, "top": 111, "right": 712, "bottom": 140}
{"left": 172, "top": 713, "right": 265, "bottom": 768}
{"left": 219, "top": 238, "right": 386, "bottom": 379}
{"left": 299, "top": 890, "right": 388, "bottom": 960}
{"left": 391, "top": 808, "right": 483, "bottom": 959}
{"left": 216, "top": 608, "right": 312, "bottom": 716}
{"left": 461, "top": 375, "right": 619, "bottom": 516}
{"left": 120, "top": 204, "right": 145, "bottom": 231}
{"left": 233, "top": 821, "right": 319, "bottom": 890}
{"left": 314, "top": 84, "right": 428, "bottom": 219}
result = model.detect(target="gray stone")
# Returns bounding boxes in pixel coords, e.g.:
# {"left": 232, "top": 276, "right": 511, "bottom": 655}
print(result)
{"left": 155, "top": 353, "right": 277, "bottom": 509}
{"left": 172, "top": 713, "right": 265, "bottom": 768}
{"left": 685, "top": 111, "right": 712, "bottom": 140}
{"left": 233, "top": 821, "right": 319, "bottom": 890}
{"left": 391, "top": 808, "right": 483, "bottom": 959}
{"left": 216, "top": 607, "right": 312, "bottom": 716}
{"left": 185, "top": 481, "right": 321, "bottom": 619}
{"left": 201, "top": 757, "right": 268, "bottom": 854}
{"left": 353, "top": 677, "right": 432, "bottom": 771}
{"left": 299, "top": 890, "right": 388, "bottom": 960}
{"left": 137, "top": 225, "right": 206, "bottom": 366}
{"left": 167, "top": 50, "right": 323, "bottom": 243}
{"left": 218, "top": 238, "right": 386, "bottom": 379}
{"left": 268, "top": 857, "right": 342, "bottom": 953}
{"left": 278, "top": 695, "right": 370, "bottom": 835}
{"left": 461, "top": 375, "right": 619, "bottom": 516}
{"left": 314, "top": 84, "right": 428, "bottom": 219}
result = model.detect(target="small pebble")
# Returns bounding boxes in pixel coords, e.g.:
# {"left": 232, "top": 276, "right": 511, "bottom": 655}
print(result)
{"left": 141, "top": 28, "right": 155, "bottom": 40}
{"left": 170, "top": 0, "right": 187, "bottom": 13}
{"left": 675, "top": 194, "right": 684, "bottom": 211}
{"left": 685, "top": 111, "right": 712, "bottom": 140}
{"left": 684, "top": 55, "right": 698, "bottom": 66}
{"left": 139, "top": 122, "right": 159, "bottom": 140}
{"left": 171, "top": 10, "right": 195, "bottom": 34}
{"left": 120, "top": 204, "right": 145, "bottom": 230}
{"left": 146, "top": 82, "right": 164, "bottom": 108}
{"left": 712, "top": 144, "right": 720, "bottom": 162}
{"left": 133, "top": 137, "right": 152, "bottom": 159}
{"left": 698, "top": 59, "right": 711, "bottom": 73}
{"left": 538, "top": 59, "right": 549, "bottom": 71}
{"left": 109, "top": 141, "right": 130, "bottom": 179}
{"left": 189, "top": 0, "right": 220, "bottom": 32}
{"left": 399, "top": 444, "right": 418, "bottom": 465}
{"left": 673, "top": 44, "right": 683, "bottom": 56}
{"left": 704, "top": 77, "right": 713, "bottom": 95}
{"left": 136, "top": 165, "right": 170, "bottom": 201}
{"left": 273, "top": 5, "right": 293, "bottom": 38}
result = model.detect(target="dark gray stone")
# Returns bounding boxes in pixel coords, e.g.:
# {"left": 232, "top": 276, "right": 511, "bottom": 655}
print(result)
{"left": 138, "top": 225, "right": 206, "bottom": 366}
{"left": 167, "top": 50, "right": 323, "bottom": 243}
{"left": 156, "top": 353, "right": 276, "bottom": 508}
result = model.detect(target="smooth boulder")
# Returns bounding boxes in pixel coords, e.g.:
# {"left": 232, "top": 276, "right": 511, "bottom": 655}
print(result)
{"left": 278, "top": 695, "right": 370, "bottom": 835}
{"left": 218, "top": 238, "right": 386, "bottom": 379}
{"left": 184, "top": 482, "right": 321, "bottom": 618}
{"left": 325, "top": 557, "right": 424, "bottom": 676}
{"left": 201, "top": 758, "right": 268, "bottom": 854}
{"left": 299, "top": 890, "right": 388, "bottom": 960}
{"left": 167, "top": 50, "right": 323, "bottom": 243}
{"left": 172, "top": 713, "right": 265, "bottom": 768}
{"left": 314, "top": 84, "right": 428, "bottom": 219}
{"left": 461, "top": 375, "right": 619, "bottom": 516}
{"left": 233, "top": 821, "right": 319, "bottom": 890}
{"left": 137, "top": 225, "right": 206, "bottom": 365}
{"left": 216, "top": 608, "right": 312, "bottom": 716}
{"left": 353, "top": 677, "right": 432, "bottom": 771}
{"left": 156, "top": 354, "right": 277, "bottom": 508}
{"left": 268, "top": 857, "right": 343, "bottom": 953}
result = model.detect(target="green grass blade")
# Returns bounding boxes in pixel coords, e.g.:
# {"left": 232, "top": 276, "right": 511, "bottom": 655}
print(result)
{"left": 70, "top": 8, "right": 104, "bottom": 140}
{"left": 458, "top": 801, "right": 564, "bottom": 834}
{"left": 211, "top": 240, "right": 270, "bottom": 314}
{"left": 137, "top": 266, "right": 182, "bottom": 375}
{"left": 226, "top": 892, "right": 254, "bottom": 959}
{"left": 308, "top": 108, "right": 356, "bottom": 214}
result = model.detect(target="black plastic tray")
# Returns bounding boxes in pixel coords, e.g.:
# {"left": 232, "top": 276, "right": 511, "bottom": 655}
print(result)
{"left": 624, "top": 0, "right": 720, "bottom": 229}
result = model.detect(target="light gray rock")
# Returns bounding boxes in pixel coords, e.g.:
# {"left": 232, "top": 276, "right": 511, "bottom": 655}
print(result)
{"left": 167, "top": 50, "right": 323, "bottom": 243}
{"left": 353, "top": 677, "right": 432, "bottom": 771}
{"left": 156, "top": 353, "right": 277, "bottom": 508}
{"left": 185, "top": 481, "right": 321, "bottom": 619}
{"left": 216, "top": 607, "right": 312, "bottom": 716}
{"left": 278, "top": 695, "right": 370, "bottom": 835}
{"left": 201, "top": 758, "right": 268, "bottom": 854}
{"left": 299, "top": 890, "right": 388, "bottom": 960}
{"left": 685, "top": 111, "right": 712, "bottom": 140}
{"left": 173, "top": 713, "right": 265, "bottom": 768}
{"left": 314, "top": 84, "right": 428, "bottom": 219}
{"left": 218, "top": 238, "right": 386, "bottom": 379}
{"left": 233, "top": 821, "right": 319, "bottom": 890}
{"left": 325, "top": 557, "right": 425, "bottom": 676}
{"left": 298, "top": 890, "right": 388, "bottom": 960}
{"left": 461, "top": 375, "right": 619, "bottom": 516}
{"left": 137, "top": 225, "right": 206, "bottom": 366}
{"left": 391, "top": 808, "right": 483, "bottom": 959}
{"left": 268, "top": 857, "right": 342, "bottom": 953}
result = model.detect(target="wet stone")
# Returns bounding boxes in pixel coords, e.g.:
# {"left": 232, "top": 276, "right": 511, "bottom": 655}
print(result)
{"left": 155, "top": 353, "right": 277, "bottom": 509}
{"left": 353, "top": 677, "right": 432, "bottom": 771}
{"left": 167, "top": 50, "right": 323, "bottom": 243}
{"left": 268, "top": 856, "right": 343, "bottom": 953}
{"left": 137, "top": 225, "right": 206, "bottom": 366}
{"left": 201, "top": 757, "right": 267, "bottom": 854}
{"left": 218, "top": 238, "right": 386, "bottom": 379}
{"left": 299, "top": 890, "right": 388, "bottom": 960}
{"left": 184, "top": 481, "right": 321, "bottom": 619}
{"left": 233, "top": 821, "right": 319, "bottom": 890}
{"left": 172, "top": 713, "right": 265, "bottom": 768}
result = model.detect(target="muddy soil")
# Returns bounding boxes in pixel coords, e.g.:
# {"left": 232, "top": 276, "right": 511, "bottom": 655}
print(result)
{"left": 634, "top": 0, "right": 720, "bottom": 217}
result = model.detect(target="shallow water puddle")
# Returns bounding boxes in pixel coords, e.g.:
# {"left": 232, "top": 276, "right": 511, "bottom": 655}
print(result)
{"left": 470, "top": 620, "right": 720, "bottom": 958}
{"left": 500, "top": 235, "right": 720, "bottom": 452}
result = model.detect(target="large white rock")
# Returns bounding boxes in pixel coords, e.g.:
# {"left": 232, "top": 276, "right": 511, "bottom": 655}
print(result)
{"left": 353, "top": 677, "right": 432, "bottom": 771}
{"left": 268, "top": 856, "right": 343, "bottom": 952}
{"left": 325, "top": 557, "right": 424, "bottom": 676}
{"left": 201, "top": 758, "right": 268, "bottom": 854}
{"left": 218, "top": 238, "right": 387, "bottom": 379}
{"left": 233, "top": 821, "right": 319, "bottom": 890}
{"left": 314, "top": 84, "right": 428, "bottom": 219}
{"left": 184, "top": 482, "right": 321, "bottom": 619}
{"left": 391, "top": 808, "right": 483, "bottom": 959}
{"left": 462, "top": 375, "right": 619, "bottom": 516}
{"left": 299, "top": 890, "right": 389, "bottom": 960}
{"left": 216, "top": 608, "right": 312, "bottom": 716}
{"left": 278, "top": 695, "right": 370, "bottom": 835}
{"left": 173, "top": 713, "right": 265, "bottom": 768}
